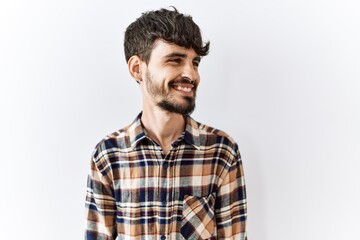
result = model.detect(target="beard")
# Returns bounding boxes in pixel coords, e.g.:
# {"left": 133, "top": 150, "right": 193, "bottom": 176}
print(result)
{"left": 145, "top": 71, "right": 196, "bottom": 115}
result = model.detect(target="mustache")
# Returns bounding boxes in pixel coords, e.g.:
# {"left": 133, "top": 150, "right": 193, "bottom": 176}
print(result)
{"left": 169, "top": 77, "right": 195, "bottom": 86}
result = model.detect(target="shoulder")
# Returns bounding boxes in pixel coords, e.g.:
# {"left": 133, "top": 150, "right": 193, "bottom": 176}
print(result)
{"left": 197, "top": 121, "right": 233, "bottom": 139}
{"left": 195, "top": 120, "right": 241, "bottom": 160}
{"left": 92, "top": 123, "right": 133, "bottom": 161}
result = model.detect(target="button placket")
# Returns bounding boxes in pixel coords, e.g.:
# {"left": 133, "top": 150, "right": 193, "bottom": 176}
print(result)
{"left": 160, "top": 151, "right": 171, "bottom": 207}
{"left": 159, "top": 150, "right": 172, "bottom": 236}
{"left": 163, "top": 161, "right": 169, "bottom": 168}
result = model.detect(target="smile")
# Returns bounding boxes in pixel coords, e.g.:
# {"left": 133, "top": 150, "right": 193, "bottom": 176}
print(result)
{"left": 173, "top": 85, "right": 193, "bottom": 92}
{"left": 170, "top": 79, "right": 195, "bottom": 94}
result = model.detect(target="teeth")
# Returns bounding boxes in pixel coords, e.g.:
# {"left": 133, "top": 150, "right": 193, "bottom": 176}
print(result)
{"left": 174, "top": 86, "right": 192, "bottom": 92}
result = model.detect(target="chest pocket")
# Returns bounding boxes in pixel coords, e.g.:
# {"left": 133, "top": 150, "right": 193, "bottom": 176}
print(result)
{"left": 181, "top": 193, "right": 216, "bottom": 240}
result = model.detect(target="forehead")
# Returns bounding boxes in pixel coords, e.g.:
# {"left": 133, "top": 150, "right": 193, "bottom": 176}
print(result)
{"left": 149, "top": 39, "right": 198, "bottom": 61}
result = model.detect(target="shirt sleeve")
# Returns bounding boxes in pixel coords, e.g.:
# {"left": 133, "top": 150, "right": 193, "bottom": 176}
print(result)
{"left": 85, "top": 148, "right": 117, "bottom": 240}
{"left": 215, "top": 149, "right": 248, "bottom": 240}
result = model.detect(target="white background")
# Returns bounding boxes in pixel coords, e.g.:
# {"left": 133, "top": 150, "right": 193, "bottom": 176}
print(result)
{"left": 1, "top": 0, "right": 359, "bottom": 239}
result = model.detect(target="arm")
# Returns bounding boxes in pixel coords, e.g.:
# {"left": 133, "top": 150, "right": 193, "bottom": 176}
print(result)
{"left": 215, "top": 150, "right": 248, "bottom": 240}
{"left": 85, "top": 149, "right": 117, "bottom": 240}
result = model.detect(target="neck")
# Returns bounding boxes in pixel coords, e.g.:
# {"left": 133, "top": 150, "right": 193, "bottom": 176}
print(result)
{"left": 141, "top": 108, "right": 185, "bottom": 154}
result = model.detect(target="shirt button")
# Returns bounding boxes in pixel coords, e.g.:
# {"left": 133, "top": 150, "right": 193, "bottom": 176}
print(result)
{"left": 163, "top": 162, "right": 168, "bottom": 168}
{"left": 161, "top": 201, "right": 167, "bottom": 206}
{"left": 160, "top": 236, "right": 166, "bottom": 240}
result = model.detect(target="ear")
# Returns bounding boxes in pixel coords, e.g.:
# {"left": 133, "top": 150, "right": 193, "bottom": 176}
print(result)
{"left": 128, "top": 55, "right": 143, "bottom": 83}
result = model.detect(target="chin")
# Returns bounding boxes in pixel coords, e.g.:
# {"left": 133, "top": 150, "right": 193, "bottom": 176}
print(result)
{"left": 157, "top": 99, "right": 195, "bottom": 115}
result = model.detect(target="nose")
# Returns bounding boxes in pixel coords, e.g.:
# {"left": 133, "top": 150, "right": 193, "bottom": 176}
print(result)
{"left": 181, "top": 62, "right": 198, "bottom": 82}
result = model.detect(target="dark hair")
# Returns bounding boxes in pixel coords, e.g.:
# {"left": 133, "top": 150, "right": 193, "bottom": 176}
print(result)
{"left": 124, "top": 7, "right": 210, "bottom": 63}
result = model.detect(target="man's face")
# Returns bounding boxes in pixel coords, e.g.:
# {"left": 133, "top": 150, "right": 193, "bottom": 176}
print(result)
{"left": 141, "top": 39, "right": 201, "bottom": 115}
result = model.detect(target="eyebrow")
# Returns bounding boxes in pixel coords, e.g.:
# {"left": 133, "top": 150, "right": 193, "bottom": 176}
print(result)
{"left": 164, "top": 52, "right": 201, "bottom": 62}
{"left": 164, "top": 52, "right": 186, "bottom": 58}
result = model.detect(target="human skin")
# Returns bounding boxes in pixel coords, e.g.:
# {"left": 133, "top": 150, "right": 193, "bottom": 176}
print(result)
{"left": 127, "top": 39, "right": 202, "bottom": 154}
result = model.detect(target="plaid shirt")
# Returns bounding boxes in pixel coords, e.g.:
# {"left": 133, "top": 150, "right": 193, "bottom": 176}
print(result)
{"left": 85, "top": 113, "right": 247, "bottom": 240}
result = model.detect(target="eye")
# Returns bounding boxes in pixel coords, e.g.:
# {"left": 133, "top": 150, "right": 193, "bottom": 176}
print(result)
{"left": 193, "top": 61, "right": 200, "bottom": 67}
{"left": 193, "top": 57, "right": 201, "bottom": 68}
{"left": 169, "top": 58, "right": 182, "bottom": 64}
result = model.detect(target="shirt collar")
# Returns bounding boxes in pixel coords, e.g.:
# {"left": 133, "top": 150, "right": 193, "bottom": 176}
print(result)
{"left": 129, "top": 112, "right": 201, "bottom": 150}
{"left": 183, "top": 115, "right": 201, "bottom": 149}
{"left": 128, "top": 112, "right": 147, "bottom": 149}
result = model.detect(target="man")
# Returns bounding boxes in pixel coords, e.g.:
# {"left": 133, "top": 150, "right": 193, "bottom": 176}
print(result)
{"left": 85, "top": 8, "right": 247, "bottom": 240}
